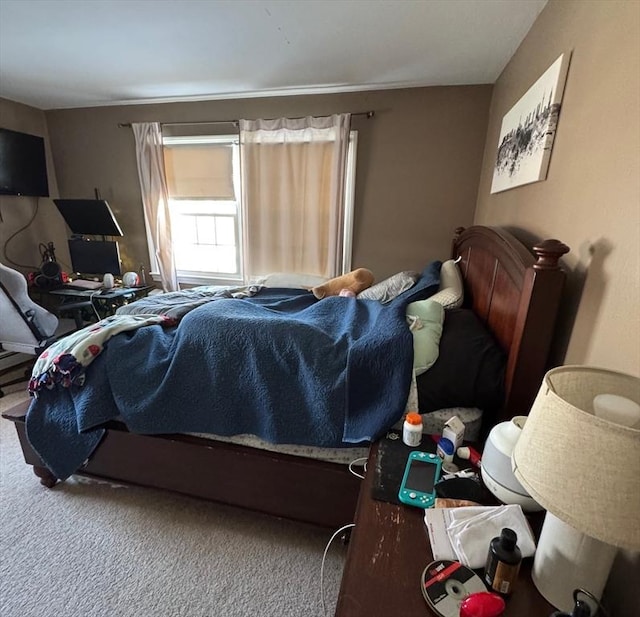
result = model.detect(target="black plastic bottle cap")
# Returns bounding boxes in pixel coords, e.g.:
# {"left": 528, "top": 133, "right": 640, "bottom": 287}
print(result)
{"left": 500, "top": 528, "right": 517, "bottom": 550}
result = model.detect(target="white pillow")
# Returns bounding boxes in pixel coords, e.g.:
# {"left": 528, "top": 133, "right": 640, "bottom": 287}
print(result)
{"left": 406, "top": 299, "right": 445, "bottom": 375}
{"left": 429, "top": 260, "right": 464, "bottom": 309}
{"left": 252, "top": 272, "right": 328, "bottom": 289}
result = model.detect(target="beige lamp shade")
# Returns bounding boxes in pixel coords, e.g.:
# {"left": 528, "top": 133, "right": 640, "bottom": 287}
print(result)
{"left": 512, "top": 366, "right": 640, "bottom": 551}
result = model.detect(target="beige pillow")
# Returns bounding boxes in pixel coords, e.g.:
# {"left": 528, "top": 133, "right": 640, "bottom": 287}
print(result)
{"left": 312, "top": 268, "right": 374, "bottom": 299}
{"left": 429, "top": 260, "right": 464, "bottom": 309}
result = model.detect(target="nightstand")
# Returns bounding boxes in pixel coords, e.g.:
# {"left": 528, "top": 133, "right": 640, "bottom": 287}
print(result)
{"left": 335, "top": 438, "right": 555, "bottom": 616}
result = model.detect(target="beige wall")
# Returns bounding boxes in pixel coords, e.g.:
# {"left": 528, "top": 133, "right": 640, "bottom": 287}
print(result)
{"left": 474, "top": 2, "right": 639, "bottom": 613}
{"left": 0, "top": 98, "right": 70, "bottom": 274}
{"left": 475, "top": 0, "right": 640, "bottom": 376}
{"left": 43, "top": 86, "right": 492, "bottom": 280}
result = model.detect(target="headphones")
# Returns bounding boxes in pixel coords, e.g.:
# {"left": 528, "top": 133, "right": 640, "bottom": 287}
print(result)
{"left": 32, "top": 241, "right": 67, "bottom": 289}
{"left": 33, "top": 260, "right": 65, "bottom": 289}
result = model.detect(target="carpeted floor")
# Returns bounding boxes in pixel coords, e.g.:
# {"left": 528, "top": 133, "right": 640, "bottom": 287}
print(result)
{"left": 0, "top": 374, "right": 349, "bottom": 617}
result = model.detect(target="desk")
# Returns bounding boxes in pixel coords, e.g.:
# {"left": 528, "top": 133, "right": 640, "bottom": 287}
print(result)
{"left": 46, "top": 285, "right": 154, "bottom": 322}
{"left": 335, "top": 440, "right": 555, "bottom": 616}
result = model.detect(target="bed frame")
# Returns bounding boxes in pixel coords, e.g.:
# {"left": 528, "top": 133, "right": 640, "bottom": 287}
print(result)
{"left": 2, "top": 226, "right": 569, "bottom": 529}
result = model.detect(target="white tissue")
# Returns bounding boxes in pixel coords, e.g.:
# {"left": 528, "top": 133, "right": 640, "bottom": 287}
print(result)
{"left": 424, "top": 504, "right": 536, "bottom": 569}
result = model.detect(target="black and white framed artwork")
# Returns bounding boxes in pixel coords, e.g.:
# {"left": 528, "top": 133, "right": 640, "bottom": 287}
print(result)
{"left": 491, "top": 53, "right": 571, "bottom": 194}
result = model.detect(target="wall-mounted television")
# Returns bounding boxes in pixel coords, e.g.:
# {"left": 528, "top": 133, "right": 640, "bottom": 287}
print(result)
{"left": 53, "top": 199, "right": 124, "bottom": 236}
{"left": 0, "top": 128, "right": 50, "bottom": 197}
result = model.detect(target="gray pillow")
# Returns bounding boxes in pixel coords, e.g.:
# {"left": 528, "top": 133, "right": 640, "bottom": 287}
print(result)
{"left": 357, "top": 270, "right": 419, "bottom": 303}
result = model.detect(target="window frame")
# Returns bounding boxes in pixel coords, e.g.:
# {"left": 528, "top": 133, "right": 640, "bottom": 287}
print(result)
{"left": 145, "top": 131, "right": 357, "bottom": 286}
{"left": 153, "top": 134, "right": 244, "bottom": 286}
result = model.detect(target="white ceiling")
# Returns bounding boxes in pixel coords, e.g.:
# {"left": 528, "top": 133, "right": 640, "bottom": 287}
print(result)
{"left": 0, "top": 0, "right": 547, "bottom": 111}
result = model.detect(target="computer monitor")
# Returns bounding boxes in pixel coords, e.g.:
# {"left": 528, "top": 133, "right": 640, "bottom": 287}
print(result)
{"left": 54, "top": 199, "right": 123, "bottom": 236}
{"left": 68, "top": 239, "right": 122, "bottom": 276}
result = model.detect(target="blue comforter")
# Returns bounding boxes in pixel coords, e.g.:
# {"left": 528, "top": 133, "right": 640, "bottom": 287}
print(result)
{"left": 26, "top": 263, "right": 440, "bottom": 479}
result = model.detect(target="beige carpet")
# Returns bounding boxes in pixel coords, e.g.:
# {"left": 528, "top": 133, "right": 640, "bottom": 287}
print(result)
{"left": 0, "top": 375, "right": 348, "bottom": 617}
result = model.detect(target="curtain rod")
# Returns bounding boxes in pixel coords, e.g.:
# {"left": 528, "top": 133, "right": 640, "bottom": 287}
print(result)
{"left": 117, "top": 110, "right": 374, "bottom": 129}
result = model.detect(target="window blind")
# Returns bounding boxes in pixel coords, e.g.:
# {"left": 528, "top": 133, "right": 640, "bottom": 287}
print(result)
{"left": 164, "top": 144, "right": 235, "bottom": 199}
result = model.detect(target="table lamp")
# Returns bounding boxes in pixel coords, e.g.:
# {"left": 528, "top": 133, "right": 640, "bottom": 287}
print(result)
{"left": 511, "top": 365, "right": 640, "bottom": 612}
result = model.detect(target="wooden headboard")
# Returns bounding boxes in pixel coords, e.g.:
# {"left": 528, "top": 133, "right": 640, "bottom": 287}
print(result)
{"left": 451, "top": 226, "right": 570, "bottom": 425}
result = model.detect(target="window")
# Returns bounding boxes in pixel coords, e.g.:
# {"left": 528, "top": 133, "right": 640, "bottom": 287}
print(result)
{"left": 162, "top": 135, "right": 242, "bottom": 286}
{"left": 155, "top": 131, "right": 357, "bottom": 286}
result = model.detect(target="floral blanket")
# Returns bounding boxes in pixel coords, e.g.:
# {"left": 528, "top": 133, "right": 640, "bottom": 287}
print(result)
{"left": 29, "top": 314, "right": 176, "bottom": 395}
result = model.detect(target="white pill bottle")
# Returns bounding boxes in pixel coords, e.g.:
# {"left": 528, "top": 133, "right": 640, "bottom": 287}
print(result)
{"left": 402, "top": 412, "right": 423, "bottom": 447}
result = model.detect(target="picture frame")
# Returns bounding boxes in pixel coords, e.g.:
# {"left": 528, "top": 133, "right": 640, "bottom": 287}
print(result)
{"left": 491, "top": 52, "right": 571, "bottom": 194}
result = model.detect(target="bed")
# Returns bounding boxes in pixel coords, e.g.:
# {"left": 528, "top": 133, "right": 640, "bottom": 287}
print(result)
{"left": 2, "top": 225, "right": 569, "bottom": 529}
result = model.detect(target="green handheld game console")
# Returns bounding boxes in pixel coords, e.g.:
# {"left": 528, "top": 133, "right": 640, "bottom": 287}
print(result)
{"left": 398, "top": 451, "right": 442, "bottom": 508}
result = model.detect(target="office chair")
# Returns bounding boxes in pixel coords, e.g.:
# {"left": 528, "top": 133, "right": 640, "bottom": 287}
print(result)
{"left": 0, "top": 261, "right": 89, "bottom": 396}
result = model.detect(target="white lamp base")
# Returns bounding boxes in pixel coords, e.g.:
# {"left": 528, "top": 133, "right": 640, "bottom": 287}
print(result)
{"left": 532, "top": 512, "right": 617, "bottom": 612}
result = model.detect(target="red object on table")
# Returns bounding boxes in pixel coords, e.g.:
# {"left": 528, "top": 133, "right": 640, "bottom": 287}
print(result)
{"left": 459, "top": 592, "right": 506, "bottom": 617}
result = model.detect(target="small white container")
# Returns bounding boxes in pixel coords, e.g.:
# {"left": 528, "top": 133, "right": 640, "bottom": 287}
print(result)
{"left": 436, "top": 437, "right": 455, "bottom": 463}
{"left": 403, "top": 412, "right": 423, "bottom": 447}
{"left": 437, "top": 437, "right": 457, "bottom": 473}
{"left": 102, "top": 273, "right": 114, "bottom": 289}
{"left": 442, "top": 415, "right": 465, "bottom": 450}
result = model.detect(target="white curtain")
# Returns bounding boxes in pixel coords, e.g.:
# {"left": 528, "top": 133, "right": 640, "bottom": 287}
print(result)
{"left": 131, "top": 122, "right": 179, "bottom": 292}
{"left": 239, "top": 114, "right": 351, "bottom": 280}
